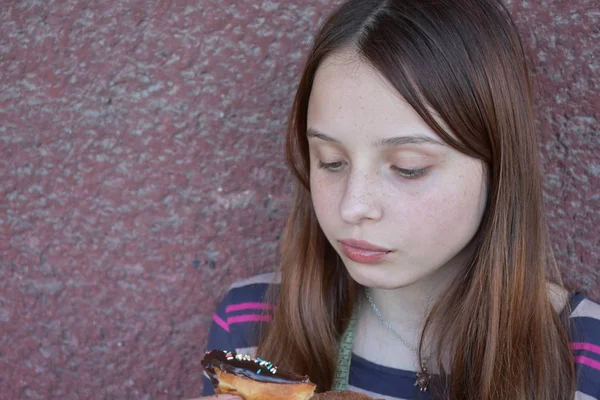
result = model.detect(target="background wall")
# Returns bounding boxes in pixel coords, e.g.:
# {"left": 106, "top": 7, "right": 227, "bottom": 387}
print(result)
{"left": 0, "top": 0, "right": 597, "bottom": 399}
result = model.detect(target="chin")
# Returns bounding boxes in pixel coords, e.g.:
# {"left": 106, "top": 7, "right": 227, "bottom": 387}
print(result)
{"left": 344, "top": 263, "right": 421, "bottom": 290}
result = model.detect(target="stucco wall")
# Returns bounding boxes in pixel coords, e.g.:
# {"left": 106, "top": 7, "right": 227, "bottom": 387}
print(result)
{"left": 1, "top": 0, "right": 597, "bottom": 398}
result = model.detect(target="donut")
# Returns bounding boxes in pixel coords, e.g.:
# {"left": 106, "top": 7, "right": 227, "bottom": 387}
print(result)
{"left": 201, "top": 350, "right": 317, "bottom": 400}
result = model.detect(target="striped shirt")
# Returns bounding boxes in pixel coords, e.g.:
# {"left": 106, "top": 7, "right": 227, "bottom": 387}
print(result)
{"left": 202, "top": 272, "right": 600, "bottom": 399}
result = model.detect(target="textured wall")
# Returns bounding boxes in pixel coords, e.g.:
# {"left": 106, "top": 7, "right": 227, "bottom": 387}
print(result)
{"left": 0, "top": 0, "right": 597, "bottom": 399}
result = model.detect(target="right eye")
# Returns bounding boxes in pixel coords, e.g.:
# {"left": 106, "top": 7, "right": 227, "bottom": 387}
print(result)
{"left": 318, "top": 161, "right": 345, "bottom": 172}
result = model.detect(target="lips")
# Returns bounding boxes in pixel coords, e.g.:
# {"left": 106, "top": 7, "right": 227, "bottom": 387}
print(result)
{"left": 339, "top": 239, "right": 391, "bottom": 264}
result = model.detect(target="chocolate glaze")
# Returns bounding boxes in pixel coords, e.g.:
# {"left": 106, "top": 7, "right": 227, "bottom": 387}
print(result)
{"left": 201, "top": 350, "right": 311, "bottom": 385}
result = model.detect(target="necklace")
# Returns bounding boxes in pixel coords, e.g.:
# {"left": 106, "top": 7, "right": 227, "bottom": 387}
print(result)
{"left": 364, "top": 287, "right": 431, "bottom": 392}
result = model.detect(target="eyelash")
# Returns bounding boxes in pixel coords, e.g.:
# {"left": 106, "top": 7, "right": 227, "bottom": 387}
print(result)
{"left": 317, "top": 161, "right": 428, "bottom": 179}
{"left": 318, "top": 161, "right": 345, "bottom": 172}
{"left": 391, "top": 165, "right": 428, "bottom": 179}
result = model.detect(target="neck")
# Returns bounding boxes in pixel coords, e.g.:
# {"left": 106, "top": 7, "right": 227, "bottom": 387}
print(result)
{"left": 352, "top": 246, "right": 473, "bottom": 373}
{"left": 368, "top": 262, "right": 458, "bottom": 324}
{"left": 359, "top": 247, "right": 470, "bottom": 344}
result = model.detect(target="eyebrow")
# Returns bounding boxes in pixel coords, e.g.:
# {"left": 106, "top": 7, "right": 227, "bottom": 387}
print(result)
{"left": 306, "top": 127, "right": 444, "bottom": 147}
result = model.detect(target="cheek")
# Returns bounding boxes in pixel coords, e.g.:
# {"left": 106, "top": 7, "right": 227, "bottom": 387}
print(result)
{"left": 412, "top": 170, "right": 486, "bottom": 247}
{"left": 310, "top": 173, "right": 338, "bottom": 225}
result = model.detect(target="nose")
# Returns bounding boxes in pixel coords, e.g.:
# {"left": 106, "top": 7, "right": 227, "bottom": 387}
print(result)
{"left": 339, "top": 170, "right": 383, "bottom": 224}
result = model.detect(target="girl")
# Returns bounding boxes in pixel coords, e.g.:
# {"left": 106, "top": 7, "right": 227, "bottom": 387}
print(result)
{"left": 198, "top": 0, "right": 600, "bottom": 399}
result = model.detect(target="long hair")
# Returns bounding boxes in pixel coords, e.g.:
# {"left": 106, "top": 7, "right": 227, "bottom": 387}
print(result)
{"left": 257, "top": 0, "right": 576, "bottom": 398}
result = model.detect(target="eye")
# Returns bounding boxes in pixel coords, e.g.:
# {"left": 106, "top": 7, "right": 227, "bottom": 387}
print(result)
{"left": 391, "top": 166, "right": 428, "bottom": 179}
{"left": 318, "top": 161, "right": 345, "bottom": 172}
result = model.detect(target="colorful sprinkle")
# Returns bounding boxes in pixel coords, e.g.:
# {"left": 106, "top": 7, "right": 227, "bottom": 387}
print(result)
{"left": 218, "top": 350, "right": 281, "bottom": 376}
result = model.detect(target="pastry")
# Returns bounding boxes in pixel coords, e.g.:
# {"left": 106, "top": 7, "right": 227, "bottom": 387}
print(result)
{"left": 201, "top": 350, "right": 316, "bottom": 400}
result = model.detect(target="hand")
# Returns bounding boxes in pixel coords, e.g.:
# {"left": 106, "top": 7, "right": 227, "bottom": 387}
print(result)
{"left": 185, "top": 395, "right": 243, "bottom": 400}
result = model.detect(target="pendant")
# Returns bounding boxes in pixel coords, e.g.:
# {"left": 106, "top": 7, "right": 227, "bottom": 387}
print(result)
{"left": 414, "top": 361, "right": 430, "bottom": 392}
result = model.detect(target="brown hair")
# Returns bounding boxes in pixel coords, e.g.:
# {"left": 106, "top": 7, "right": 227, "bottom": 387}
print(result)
{"left": 257, "top": 0, "right": 575, "bottom": 398}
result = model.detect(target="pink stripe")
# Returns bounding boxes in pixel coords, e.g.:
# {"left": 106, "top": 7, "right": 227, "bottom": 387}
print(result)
{"left": 225, "top": 302, "right": 274, "bottom": 313}
{"left": 574, "top": 355, "right": 600, "bottom": 371}
{"left": 213, "top": 313, "right": 230, "bottom": 332}
{"left": 227, "top": 314, "right": 272, "bottom": 324}
{"left": 570, "top": 342, "right": 600, "bottom": 356}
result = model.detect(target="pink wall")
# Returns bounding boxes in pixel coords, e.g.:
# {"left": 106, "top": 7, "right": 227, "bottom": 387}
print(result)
{"left": 1, "top": 0, "right": 597, "bottom": 398}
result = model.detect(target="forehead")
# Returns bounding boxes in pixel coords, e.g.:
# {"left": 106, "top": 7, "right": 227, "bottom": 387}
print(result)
{"left": 307, "top": 49, "right": 440, "bottom": 142}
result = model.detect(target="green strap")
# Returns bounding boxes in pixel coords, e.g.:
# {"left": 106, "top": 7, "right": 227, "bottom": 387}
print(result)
{"left": 332, "top": 305, "right": 358, "bottom": 391}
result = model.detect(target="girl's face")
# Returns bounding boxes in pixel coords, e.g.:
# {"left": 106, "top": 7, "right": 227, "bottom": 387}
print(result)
{"left": 307, "top": 50, "right": 488, "bottom": 289}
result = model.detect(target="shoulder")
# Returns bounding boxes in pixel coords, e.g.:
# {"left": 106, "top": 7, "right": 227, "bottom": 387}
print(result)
{"left": 568, "top": 292, "right": 600, "bottom": 343}
{"left": 203, "top": 272, "right": 281, "bottom": 396}
{"left": 209, "top": 272, "right": 281, "bottom": 344}
{"left": 221, "top": 271, "right": 281, "bottom": 307}
{"left": 567, "top": 292, "right": 600, "bottom": 399}
{"left": 568, "top": 291, "right": 600, "bottom": 338}
{"left": 217, "top": 271, "right": 281, "bottom": 315}
{"left": 228, "top": 271, "right": 281, "bottom": 290}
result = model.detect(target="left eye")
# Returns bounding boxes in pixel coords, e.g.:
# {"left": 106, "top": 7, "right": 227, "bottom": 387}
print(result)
{"left": 318, "top": 161, "right": 345, "bottom": 171}
{"left": 391, "top": 166, "right": 428, "bottom": 179}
